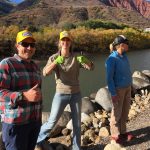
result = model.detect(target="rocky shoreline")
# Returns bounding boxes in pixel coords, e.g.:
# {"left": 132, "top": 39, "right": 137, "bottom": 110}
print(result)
{"left": 35, "top": 70, "right": 150, "bottom": 150}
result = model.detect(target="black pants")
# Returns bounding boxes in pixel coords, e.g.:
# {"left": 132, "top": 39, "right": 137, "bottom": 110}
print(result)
{"left": 2, "top": 121, "right": 41, "bottom": 150}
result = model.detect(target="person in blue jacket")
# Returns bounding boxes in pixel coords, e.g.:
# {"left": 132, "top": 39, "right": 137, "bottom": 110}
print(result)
{"left": 105, "top": 35, "right": 134, "bottom": 143}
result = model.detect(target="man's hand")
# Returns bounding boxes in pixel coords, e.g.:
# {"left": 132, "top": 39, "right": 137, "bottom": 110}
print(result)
{"left": 54, "top": 56, "right": 64, "bottom": 65}
{"left": 77, "top": 56, "right": 90, "bottom": 64}
{"left": 111, "top": 95, "right": 119, "bottom": 104}
{"left": 23, "top": 84, "right": 42, "bottom": 102}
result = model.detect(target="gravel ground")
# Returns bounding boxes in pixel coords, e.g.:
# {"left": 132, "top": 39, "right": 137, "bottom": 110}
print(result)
{"left": 125, "top": 104, "right": 150, "bottom": 150}
{"left": 81, "top": 103, "right": 150, "bottom": 150}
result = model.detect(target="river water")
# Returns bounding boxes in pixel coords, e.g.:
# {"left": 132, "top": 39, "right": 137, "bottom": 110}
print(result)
{"left": 40, "top": 49, "right": 150, "bottom": 111}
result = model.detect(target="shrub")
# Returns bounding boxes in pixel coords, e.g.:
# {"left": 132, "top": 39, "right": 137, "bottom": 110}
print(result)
{"left": 0, "top": 25, "right": 150, "bottom": 58}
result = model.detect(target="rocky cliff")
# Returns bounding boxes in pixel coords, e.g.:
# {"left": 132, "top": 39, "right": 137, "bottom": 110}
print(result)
{"left": 103, "top": 0, "right": 150, "bottom": 18}
{"left": 13, "top": 0, "right": 150, "bottom": 18}
{"left": 0, "top": 0, "right": 149, "bottom": 28}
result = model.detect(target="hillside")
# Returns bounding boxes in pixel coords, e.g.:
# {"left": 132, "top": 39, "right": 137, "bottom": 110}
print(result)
{"left": 0, "top": 0, "right": 150, "bottom": 29}
{"left": 0, "top": 0, "right": 14, "bottom": 15}
{"left": 103, "top": 0, "right": 150, "bottom": 18}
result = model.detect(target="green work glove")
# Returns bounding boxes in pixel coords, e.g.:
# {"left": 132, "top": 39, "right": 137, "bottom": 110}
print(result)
{"left": 77, "top": 56, "right": 90, "bottom": 64}
{"left": 54, "top": 56, "right": 64, "bottom": 65}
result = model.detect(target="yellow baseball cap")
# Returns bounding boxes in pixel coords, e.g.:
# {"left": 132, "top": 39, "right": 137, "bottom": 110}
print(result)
{"left": 59, "top": 30, "right": 72, "bottom": 41}
{"left": 16, "top": 30, "right": 35, "bottom": 43}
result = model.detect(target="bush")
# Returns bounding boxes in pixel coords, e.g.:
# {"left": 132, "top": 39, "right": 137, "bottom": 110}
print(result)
{"left": 0, "top": 25, "right": 150, "bottom": 58}
{"left": 59, "top": 22, "right": 76, "bottom": 30}
{"left": 77, "top": 20, "right": 128, "bottom": 30}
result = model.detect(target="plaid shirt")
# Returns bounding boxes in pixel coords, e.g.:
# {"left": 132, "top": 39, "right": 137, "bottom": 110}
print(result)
{"left": 0, "top": 54, "right": 42, "bottom": 124}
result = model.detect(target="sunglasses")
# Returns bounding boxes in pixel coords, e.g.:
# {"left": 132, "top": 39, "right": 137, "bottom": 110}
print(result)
{"left": 18, "top": 42, "right": 36, "bottom": 48}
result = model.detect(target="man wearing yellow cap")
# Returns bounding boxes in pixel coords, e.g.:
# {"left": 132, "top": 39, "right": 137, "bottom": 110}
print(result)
{"left": 0, "top": 30, "right": 42, "bottom": 150}
{"left": 36, "top": 30, "right": 94, "bottom": 150}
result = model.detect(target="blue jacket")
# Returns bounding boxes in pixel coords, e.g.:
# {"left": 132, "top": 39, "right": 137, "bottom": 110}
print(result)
{"left": 105, "top": 51, "right": 132, "bottom": 96}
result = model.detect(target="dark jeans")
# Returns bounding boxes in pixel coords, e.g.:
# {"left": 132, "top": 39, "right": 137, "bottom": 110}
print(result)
{"left": 2, "top": 121, "right": 41, "bottom": 150}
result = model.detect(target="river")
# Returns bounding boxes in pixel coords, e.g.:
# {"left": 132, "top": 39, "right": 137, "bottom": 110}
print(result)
{"left": 40, "top": 49, "right": 150, "bottom": 111}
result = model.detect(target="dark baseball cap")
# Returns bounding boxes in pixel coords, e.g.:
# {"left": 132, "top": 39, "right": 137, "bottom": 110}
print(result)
{"left": 112, "top": 35, "right": 128, "bottom": 46}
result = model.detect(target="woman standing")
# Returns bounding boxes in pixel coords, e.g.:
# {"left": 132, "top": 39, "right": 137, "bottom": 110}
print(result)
{"left": 105, "top": 35, "right": 134, "bottom": 143}
{"left": 37, "top": 31, "right": 94, "bottom": 150}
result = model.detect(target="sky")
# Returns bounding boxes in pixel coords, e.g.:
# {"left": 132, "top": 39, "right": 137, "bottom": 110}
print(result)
{"left": 9, "top": 0, "right": 150, "bottom": 4}
{"left": 10, "top": 0, "right": 24, "bottom": 4}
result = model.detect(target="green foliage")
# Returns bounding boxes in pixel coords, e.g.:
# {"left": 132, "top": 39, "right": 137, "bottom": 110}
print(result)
{"left": 60, "top": 22, "right": 76, "bottom": 30}
{"left": 27, "top": 25, "right": 39, "bottom": 32}
{"left": 0, "top": 25, "right": 150, "bottom": 58}
{"left": 58, "top": 19, "right": 128, "bottom": 31}
{"left": 76, "top": 20, "right": 128, "bottom": 30}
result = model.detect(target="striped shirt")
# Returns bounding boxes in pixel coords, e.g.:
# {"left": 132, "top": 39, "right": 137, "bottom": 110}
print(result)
{"left": 0, "top": 54, "right": 42, "bottom": 124}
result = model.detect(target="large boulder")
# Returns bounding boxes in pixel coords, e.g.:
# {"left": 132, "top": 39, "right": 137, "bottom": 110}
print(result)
{"left": 81, "top": 97, "right": 95, "bottom": 114}
{"left": 104, "top": 140, "right": 126, "bottom": 150}
{"left": 132, "top": 71, "right": 149, "bottom": 82}
{"left": 66, "top": 113, "right": 93, "bottom": 130}
{"left": 142, "top": 70, "right": 150, "bottom": 78}
{"left": 42, "top": 111, "right": 71, "bottom": 138}
{"left": 64, "top": 97, "right": 95, "bottom": 114}
{"left": 95, "top": 87, "right": 112, "bottom": 112}
{"left": 132, "top": 77, "right": 150, "bottom": 90}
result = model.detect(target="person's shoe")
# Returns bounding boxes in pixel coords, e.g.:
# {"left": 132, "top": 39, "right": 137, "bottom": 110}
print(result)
{"left": 121, "top": 133, "right": 134, "bottom": 141}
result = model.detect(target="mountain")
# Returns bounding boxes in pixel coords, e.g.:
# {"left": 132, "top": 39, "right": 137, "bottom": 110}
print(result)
{"left": 0, "top": 0, "right": 149, "bottom": 29}
{"left": 0, "top": 0, "right": 14, "bottom": 15}
{"left": 14, "top": 0, "right": 150, "bottom": 18}
{"left": 103, "top": 0, "right": 150, "bottom": 18}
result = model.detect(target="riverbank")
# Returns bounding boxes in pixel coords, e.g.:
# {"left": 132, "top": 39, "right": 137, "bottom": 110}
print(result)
{"left": 35, "top": 91, "right": 150, "bottom": 150}
{"left": 35, "top": 68, "right": 150, "bottom": 150}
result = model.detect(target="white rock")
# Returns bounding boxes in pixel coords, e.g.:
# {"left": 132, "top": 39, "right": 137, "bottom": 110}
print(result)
{"left": 104, "top": 140, "right": 126, "bottom": 150}
{"left": 99, "top": 127, "right": 110, "bottom": 137}
{"left": 66, "top": 119, "right": 73, "bottom": 130}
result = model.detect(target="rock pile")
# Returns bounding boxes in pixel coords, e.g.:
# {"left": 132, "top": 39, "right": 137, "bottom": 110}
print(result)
{"left": 35, "top": 70, "right": 150, "bottom": 150}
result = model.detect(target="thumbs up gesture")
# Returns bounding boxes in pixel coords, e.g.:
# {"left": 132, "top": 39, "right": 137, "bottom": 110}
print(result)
{"left": 54, "top": 56, "right": 64, "bottom": 65}
{"left": 77, "top": 56, "right": 90, "bottom": 64}
{"left": 23, "top": 84, "right": 42, "bottom": 102}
